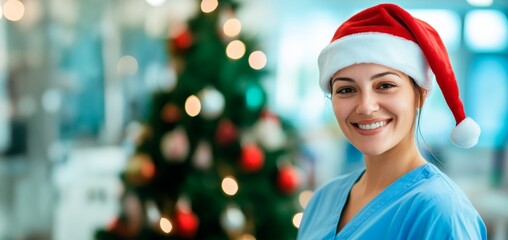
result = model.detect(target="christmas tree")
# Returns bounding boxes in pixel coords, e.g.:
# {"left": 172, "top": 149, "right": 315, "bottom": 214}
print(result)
{"left": 95, "top": 0, "right": 303, "bottom": 239}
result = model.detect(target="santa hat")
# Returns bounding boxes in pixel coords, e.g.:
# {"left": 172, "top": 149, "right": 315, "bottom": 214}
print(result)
{"left": 318, "top": 3, "right": 480, "bottom": 148}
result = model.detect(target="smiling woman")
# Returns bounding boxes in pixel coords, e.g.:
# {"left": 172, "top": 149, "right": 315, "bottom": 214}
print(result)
{"left": 330, "top": 64, "right": 422, "bottom": 157}
{"left": 297, "top": 3, "right": 486, "bottom": 240}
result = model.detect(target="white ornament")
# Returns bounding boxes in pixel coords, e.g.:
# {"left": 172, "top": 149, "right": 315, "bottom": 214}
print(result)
{"left": 198, "top": 87, "right": 225, "bottom": 120}
{"left": 254, "top": 118, "right": 286, "bottom": 151}
{"left": 145, "top": 200, "right": 161, "bottom": 225}
{"left": 145, "top": 62, "right": 177, "bottom": 92}
{"left": 176, "top": 195, "right": 192, "bottom": 211}
{"left": 220, "top": 205, "right": 245, "bottom": 233}
{"left": 161, "top": 127, "right": 189, "bottom": 162}
{"left": 192, "top": 140, "right": 213, "bottom": 170}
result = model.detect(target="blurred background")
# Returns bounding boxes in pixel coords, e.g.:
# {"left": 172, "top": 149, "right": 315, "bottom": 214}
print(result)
{"left": 0, "top": 0, "right": 507, "bottom": 239}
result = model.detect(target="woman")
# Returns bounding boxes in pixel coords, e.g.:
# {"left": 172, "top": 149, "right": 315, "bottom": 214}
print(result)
{"left": 297, "top": 3, "right": 486, "bottom": 240}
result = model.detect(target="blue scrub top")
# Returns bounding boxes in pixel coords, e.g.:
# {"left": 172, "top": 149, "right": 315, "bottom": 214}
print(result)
{"left": 297, "top": 163, "right": 487, "bottom": 240}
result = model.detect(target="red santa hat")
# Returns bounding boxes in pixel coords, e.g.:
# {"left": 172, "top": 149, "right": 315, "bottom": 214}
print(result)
{"left": 318, "top": 3, "right": 480, "bottom": 148}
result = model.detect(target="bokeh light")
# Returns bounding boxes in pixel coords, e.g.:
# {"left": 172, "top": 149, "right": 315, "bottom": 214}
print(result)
{"left": 42, "top": 89, "right": 62, "bottom": 113}
{"left": 223, "top": 18, "right": 241, "bottom": 37}
{"left": 292, "top": 212, "right": 303, "bottom": 228}
{"left": 176, "top": 196, "right": 192, "bottom": 211}
{"left": 141, "top": 158, "right": 156, "bottom": 179}
{"left": 239, "top": 234, "right": 256, "bottom": 240}
{"left": 146, "top": 201, "right": 160, "bottom": 223}
{"left": 160, "top": 217, "right": 173, "bottom": 233}
{"left": 221, "top": 176, "right": 239, "bottom": 196}
{"left": 146, "top": 0, "right": 166, "bottom": 7}
{"left": 298, "top": 190, "right": 313, "bottom": 209}
{"left": 200, "top": 0, "right": 218, "bottom": 13}
{"left": 226, "top": 40, "right": 246, "bottom": 60}
{"left": 409, "top": 10, "right": 461, "bottom": 51}
{"left": 467, "top": 0, "right": 493, "bottom": 6}
{"left": 145, "top": 62, "right": 177, "bottom": 92}
{"left": 465, "top": 10, "right": 508, "bottom": 51}
{"left": 3, "top": 0, "right": 25, "bottom": 22}
{"left": 117, "top": 55, "right": 139, "bottom": 76}
{"left": 198, "top": 87, "right": 225, "bottom": 119}
{"left": 248, "top": 51, "right": 267, "bottom": 70}
{"left": 221, "top": 205, "right": 246, "bottom": 232}
{"left": 245, "top": 84, "right": 263, "bottom": 110}
{"left": 184, "top": 95, "right": 201, "bottom": 117}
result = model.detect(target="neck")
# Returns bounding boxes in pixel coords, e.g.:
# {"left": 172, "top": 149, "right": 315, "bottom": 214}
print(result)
{"left": 358, "top": 135, "right": 427, "bottom": 194}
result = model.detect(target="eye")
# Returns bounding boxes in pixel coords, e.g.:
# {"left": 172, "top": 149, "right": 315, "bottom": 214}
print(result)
{"left": 378, "top": 83, "right": 396, "bottom": 89}
{"left": 335, "top": 87, "right": 355, "bottom": 95}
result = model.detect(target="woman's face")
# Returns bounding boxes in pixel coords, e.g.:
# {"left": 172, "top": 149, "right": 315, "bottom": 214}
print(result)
{"left": 331, "top": 63, "right": 420, "bottom": 157}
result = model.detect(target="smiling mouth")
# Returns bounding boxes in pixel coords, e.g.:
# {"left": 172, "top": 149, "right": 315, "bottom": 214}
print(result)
{"left": 354, "top": 120, "right": 391, "bottom": 130}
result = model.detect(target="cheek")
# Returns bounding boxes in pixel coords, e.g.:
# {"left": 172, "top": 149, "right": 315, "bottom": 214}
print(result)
{"left": 332, "top": 100, "right": 353, "bottom": 124}
{"left": 384, "top": 94, "right": 417, "bottom": 120}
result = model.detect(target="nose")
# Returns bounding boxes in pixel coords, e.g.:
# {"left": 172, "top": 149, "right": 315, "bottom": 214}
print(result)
{"left": 356, "top": 92, "right": 379, "bottom": 115}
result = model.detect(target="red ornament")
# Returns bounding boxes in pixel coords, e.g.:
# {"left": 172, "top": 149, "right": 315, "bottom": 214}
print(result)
{"left": 171, "top": 30, "right": 193, "bottom": 53}
{"left": 277, "top": 165, "right": 300, "bottom": 194}
{"left": 161, "top": 103, "right": 181, "bottom": 123}
{"left": 125, "top": 154, "right": 156, "bottom": 186}
{"left": 140, "top": 160, "right": 156, "bottom": 179}
{"left": 260, "top": 108, "right": 280, "bottom": 123}
{"left": 175, "top": 209, "right": 199, "bottom": 238}
{"left": 240, "top": 144, "right": 265, "bottom": 172}
{"left": 215, "top": 119, "right": 238, "bottom": 146}
{"left": 107, "top": 217, "right": 122, "bottom": 232}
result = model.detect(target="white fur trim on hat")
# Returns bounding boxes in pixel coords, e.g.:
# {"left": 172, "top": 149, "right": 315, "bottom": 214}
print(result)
{"left": 450, "top": 117, "right": 481, "bottom": 148}
{"left": 318, "top": 32, "right": 434, "bottom": 93}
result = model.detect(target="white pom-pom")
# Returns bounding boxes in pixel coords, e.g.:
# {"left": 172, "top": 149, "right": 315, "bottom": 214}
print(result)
{"left": 450, "top": 117, "right": 481, "bottom": 148}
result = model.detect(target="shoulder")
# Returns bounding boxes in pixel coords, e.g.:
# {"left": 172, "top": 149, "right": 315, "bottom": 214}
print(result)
{"left": 413, "top": 164, "right": 481, "bottom": 221}
{"left": 408, "top": 164, "right": 487, "bottom": 239}
{"left": 414, "top": 164, "right": 475, "bottom": 205}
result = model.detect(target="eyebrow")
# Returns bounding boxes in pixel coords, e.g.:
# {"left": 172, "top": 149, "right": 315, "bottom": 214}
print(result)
{"left": 331, "top": 71, "right": 401, "bottom": 85}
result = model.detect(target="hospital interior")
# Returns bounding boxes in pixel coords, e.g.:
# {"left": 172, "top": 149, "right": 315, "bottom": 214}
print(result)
{"left": 0, "top": 0, "right": 507, "bottom": 239}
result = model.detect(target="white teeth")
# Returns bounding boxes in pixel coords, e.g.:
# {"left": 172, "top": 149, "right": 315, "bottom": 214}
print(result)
{"left": 357, "top": 121, "right": 386, "bottom": 130}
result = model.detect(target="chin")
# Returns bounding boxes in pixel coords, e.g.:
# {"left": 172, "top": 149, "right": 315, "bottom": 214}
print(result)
{"left": 353, "top": 143, "right": 392, "bottom": 157}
